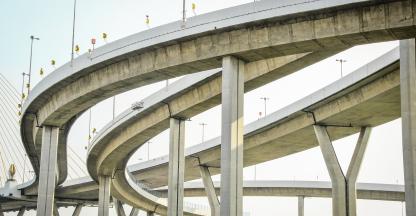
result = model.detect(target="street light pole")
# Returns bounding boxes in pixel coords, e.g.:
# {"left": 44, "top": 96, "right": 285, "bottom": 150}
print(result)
{"left": 260, "top": 97, "right": 269, "bottom": 117}
{"left": 27, "top": 35, "right": 39, "bottom": 95}
{"left": 71, "top": 0, "right": 77, "bottom": 65}
{"left": 199, "top": 123, "right": 207, "bottom": 143}
{"left": 336, "top": 59, "right": 347, "bottom": 77}
{"left": 112, "top": 96, "right": 116, "bottom": 120}
{"left": 147, "top": 141, "right": 151, "bottom": 160}
{"left": 182, "top": 0, "right": 186, "bottom": 26}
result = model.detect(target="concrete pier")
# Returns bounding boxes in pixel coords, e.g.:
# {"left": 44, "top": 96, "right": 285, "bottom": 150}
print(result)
{"left": 298, "top": 196, "right": 304, "bottom": 216}
{"left": 314, "top": 126, "right": 371, "bottom": 216}
{"left": 400, "top": 39, "right": 416, "bottom": 216}
{"left": 220, "top": 56, "right": 244, "bottom": 216}
{"left": 53, "top": 204, "right": 60, "bottom": 216}
{"left": 129, "top": 208, "right": 139, "bottom": 216}
{"left": 346, "top": 127, "right": 372, "bottom": 216}
{"left": 72, "top": 204, "right": 83, "bottom": 216}
{"left": 199, "top": 166, "right": 220, "bottom": 216}
{"left": 314, "top": 125, "right": 347, "bottom": 216}
{"left": 168, "top": 118, "right": 185, "bottom": 216}
{"left": 36, "top": 126, "right": 60, "bottom": 216}
{"left": 98, "top": 176, "right": 111, "bottom": 216}
{"left": 17, "top": 207, "right": 26, "bottom": 216}
{"left": 114, "top": 199, "right": 126, "bottom": 216}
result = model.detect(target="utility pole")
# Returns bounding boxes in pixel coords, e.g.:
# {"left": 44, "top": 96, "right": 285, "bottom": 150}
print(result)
{"left": 147, "top": 141, "right": 151, "bottom": 160}
{"left": 112, "top": 96, "right": 116, "bottom": 120}
{"left": 336, "top": 59, "right": 347, "bottom": 77}
{"left": 71, "top": 0, "right": 77, "bottom": 65}
{"left": 27, "top": 35, "right": 39, "bottom": 95}
{"left": 260, "top": 97, "right": 269, "bottom": 117}
{"left": 199, "top": 123, "right": 207, "bottom": 143}
{"left": 182, "top": 0, "right": 186, "bottom": 27}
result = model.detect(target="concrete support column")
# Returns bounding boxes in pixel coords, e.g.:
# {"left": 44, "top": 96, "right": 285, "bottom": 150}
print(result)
{"left": 199, "top": 166, "right": 220, "bottom": 216}
{"left": 298, "top": 196, "right": 304, "bottom": 216}
{"left": 114, "top": 199, "right": 126, "bottom": 216}
{"left": 168, "top": 118, "right": 185, "bottom": 216}
{"left": 146, "top": 212, "right": 155, "bottom": 216}
{"left": 17, "top": 207, "right": 26, "bottom": 216}
{"left": 346, "top": 127, "right": 372, "bottom": 216}
{"left": 72, "top": 204, "right": 83, "bottom": 216}
{"left": 220, "top": 56, "right": 244, "bottom": 216}
{"left": 53, "top": 204, "right": 60, "bottom": 216}
{"left": 314, "top": 125, "right": 346, "bottom": 216}
{"left": 36, "top": 126, "right": 59, "bottom": 216}
{"left": 400, "top": 39, "right": 416, "bottom": 216}
{"left": 98, "top": 175, "right": 111, "bottom": 216}
{"left": 314, "top": 125, "right": 371, "bottom": 216}
{"left": 128, "top": 208, "right": 139, "bottom": 216}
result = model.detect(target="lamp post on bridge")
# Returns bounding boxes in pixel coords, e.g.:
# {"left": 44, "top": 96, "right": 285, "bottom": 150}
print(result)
{"left": 70, "top": 0, "right": 77, "bottom": 65}
{"left": 336, "top": 59, "right": 347, "bottom": 78}
{"left": 260, "top": 97, "right": 269, "bottom": 117}
{"left": 181, "top": 0, "right": 187, "bottom": 28}
{"left": 199, "top": 123, "right": 207, "bottom": 143}
{"left": 147, "top": 141, "right": 151, "bottom": 160}
{"left": 27, "top": 35, "right": 39, "bottom": 96}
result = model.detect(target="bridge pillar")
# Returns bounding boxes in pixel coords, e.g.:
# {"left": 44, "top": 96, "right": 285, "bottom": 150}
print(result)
{"left": 53, "top": 204, "right": 60, "bottom": 216}
{"left": 220, "top": 56, "right": 244, "bottom": 216}
{"left": 199, "top": 166, "right": 220, "bottom": 216}
{"left": 298, "top": 196, "right": 304, "bottom": 216}
{"left": 36, "top": 126, "right": 59, "bottom": 216}
{"left": 314, "top": 125, "right": 371, "bottom": 216}
{"left": 17, "top": 207, "right": 26, "bottom": 216}
{"left": 128, "top": 208, "right": 139, "bottom": 216}
{"left": 400, "top": 38, "right": 416, "bottom": 216}
{"left": 114, "top": 198, "right": 127, "bottom": 216}
{"left": 72, "top": 204, "right": 83, "bottom": 216}
{"left": 346, "top": 127, "right": 372, "bottom": 216}
{"left": 98, "top": 175, "right": 111, "bottom": 216}
{"left": 168, "top": 118, "right": 185, "bottom": 216}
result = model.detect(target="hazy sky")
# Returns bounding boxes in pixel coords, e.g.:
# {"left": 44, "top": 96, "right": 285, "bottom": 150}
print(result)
{"left": 0, "top": 0, "right": 406, "bottom": 215}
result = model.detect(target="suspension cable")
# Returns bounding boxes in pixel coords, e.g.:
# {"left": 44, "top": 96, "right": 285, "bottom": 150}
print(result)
{"left": 0, "top": 144, "right": 9, "bottom": 181}
{"left": 68, "top": 147, "right": 88, "bottom": 176}
{"left": 0, "top": 77, "right": 30, "bottom": 181}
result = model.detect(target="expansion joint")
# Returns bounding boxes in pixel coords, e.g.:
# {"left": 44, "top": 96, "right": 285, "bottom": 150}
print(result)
{"left": 26, "top": 112, "right": 43, "bottom": 128}
{"left": 162, "top": 101, "right": 189, "bottom": 121}
{"left": 303, "top": 110, "right": 354, "bottom": 128}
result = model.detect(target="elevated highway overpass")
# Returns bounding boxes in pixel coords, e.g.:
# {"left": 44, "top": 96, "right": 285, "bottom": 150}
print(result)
{"left": 87, "top": 45, "right": 400, "bottom": 215}
{"left": 0, "top": 45, "right": 405, "bottom": 215}
{"left": 11, "top": 0, "right": 416, "bottom": 215}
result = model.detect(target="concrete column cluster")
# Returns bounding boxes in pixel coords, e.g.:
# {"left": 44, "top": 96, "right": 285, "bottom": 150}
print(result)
{"left": 314, "top": 126, "right": 371, "bottom": 216}
{"left": 220, "top": 56, "right": 245, "bottom": 216}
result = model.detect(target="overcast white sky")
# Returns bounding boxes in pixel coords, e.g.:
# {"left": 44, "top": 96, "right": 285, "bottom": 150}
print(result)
{"left": 0, "top": 0, "right": 407, "bottom": 215}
